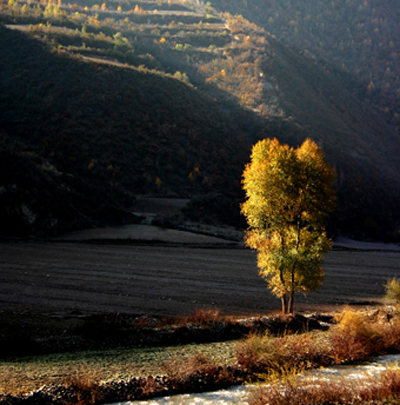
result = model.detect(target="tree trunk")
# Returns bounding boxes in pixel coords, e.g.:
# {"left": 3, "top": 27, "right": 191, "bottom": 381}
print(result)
{"left": 279, "top": 262, "right": 288, "bottom": 314}
{"left": 288, "top": 219, "right": 301, "bottom": 315}
{"left": 281, "top": 294, "right": 288, "bottom": 314}
{"left": 289, "top": 264, "right": 295, "bottom": 314}
{"left": 288, "top": 290, "right": 295, "bottom": 314}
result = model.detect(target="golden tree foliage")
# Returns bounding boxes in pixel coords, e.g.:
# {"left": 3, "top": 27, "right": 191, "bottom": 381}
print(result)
{"left": 241, "top": 138, "right": 335, "bottom": 314}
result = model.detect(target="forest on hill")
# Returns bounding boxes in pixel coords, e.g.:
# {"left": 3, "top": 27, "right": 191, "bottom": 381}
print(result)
{"left": 1, "top": 0, "right": 400, "bottom": 240}
{"left": 212, "top": 0, "right": 400, "bottom": 132}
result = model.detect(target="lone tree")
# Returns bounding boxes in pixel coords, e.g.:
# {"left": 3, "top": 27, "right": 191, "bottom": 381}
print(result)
{"left": 241, "top": 138, "right": 336, "bottom": 314}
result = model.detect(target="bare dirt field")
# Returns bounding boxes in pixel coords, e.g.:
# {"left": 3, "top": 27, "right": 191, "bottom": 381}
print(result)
{"left": 1, "top": 232, "right": 400, "bottom": 317}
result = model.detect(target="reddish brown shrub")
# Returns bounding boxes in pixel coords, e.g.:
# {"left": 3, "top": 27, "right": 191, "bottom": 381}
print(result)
{"left": 276, "top": 332, "right": 331, "bottom": 368}
{"left": 235, "top": 332, "right": 280, "bottom": 370}
{"left": 329, "top": 307, "right": 383, "bottom": 363}
{"left": 64, "top": 372, "right": 102, "bottom": 405}
{"left": 184, "top": 307, "right": 223, "bottom": 325}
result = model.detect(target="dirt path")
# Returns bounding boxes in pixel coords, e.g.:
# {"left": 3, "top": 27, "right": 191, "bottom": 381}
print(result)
{"left": 54, "top": 224, "right": 239, "bottom": 245}
{"left": 1, "top": 241, "right": 399, "bottom": 317}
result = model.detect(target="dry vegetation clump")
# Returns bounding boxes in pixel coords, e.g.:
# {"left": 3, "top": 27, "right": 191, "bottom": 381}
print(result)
{"left": 329, "top": 307, "right": 383, "bottom": 363}
{"left": 275, "top": 331, "right": 332, "bottom": 369}
{"left": 238, "top": 306, "right": 400, "bottom": 405}
{"left": 63, "top": 368, "right": 103, "bottom": 405}
{"left": 330, "top": 307, "right": 400, "bottom": 363}
{"left": 235, "top": 331, "right": 282, "bottom": 371}
{"left": 0, "top": 370, "right": 30, "bottom": 396}
{"left": 161, "top": 352, "right": 236, "bottom": 393}
{"left": 183, "top": 307, "right": 227, "bottom": 326}
{"left": 163, "top": 352, "right": 215, "bottom": 380}
{"left": 385, "top": 278, "right": 400, "bottom": 307}
{"left": 160, "top": 307, "right": 226, "bottom": 328}
{"left": 236, "top": 307, "right": 400, "bottom": 378}
{"left": 135, "top": 307, "right": 230, "bottom": 329}
{"left": 235, "top": 329, "right": 331, "bottom": 375}
{"left": 248, "top": 363, "right": 400, "bottom": 405}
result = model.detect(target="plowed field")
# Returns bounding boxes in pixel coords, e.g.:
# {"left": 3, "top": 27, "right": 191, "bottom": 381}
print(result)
{"left": 1, "top": 234, "right": 400, "bottom": 316}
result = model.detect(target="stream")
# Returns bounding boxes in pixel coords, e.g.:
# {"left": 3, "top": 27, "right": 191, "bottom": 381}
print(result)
{"left": 111, "top": 353, "right": 400, "bottom": 405}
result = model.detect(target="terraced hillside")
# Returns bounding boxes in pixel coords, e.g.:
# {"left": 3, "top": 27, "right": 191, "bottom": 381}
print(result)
{"left": 1, "top": 0, "right": 400, "bottom": 239}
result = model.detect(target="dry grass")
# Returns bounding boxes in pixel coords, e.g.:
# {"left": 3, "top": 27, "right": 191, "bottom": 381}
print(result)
{"left": 152, "top": 306, "right": 400, "bottom": 403}
{"left": 235, "top": 329, "right": 331, "bottom": 374}
{"left": 239, "top": 306, "right": 400, "bottom": 405}
{"left": 3, "top": 306, "right": 400, "bottom": 403}
{"left": 184, "top": 307, "right": 226, "bottom": 325}
{"left": 133, "top": 307, "right": 232, "bottom": 329}
{"left": 329, "top": 306, "right": 382, "bottom": 362}
{"left": 385, "top": 278, "right": 400, "bottom": 304}
{"left": 275, "top": 330, "right": 331, "bottom": 368}
{"left": 161, "top": 351, "right": 234, "bottom": 393}
{"left": 160, "top": 307, "right": 232, "bottom": 328}
{"left": 236, "top": 306, "right": 400, "bottom": 377}
{"left": 330, "top": 306, "right": 400, "bottom": 363}
{"left": 249, "top": 362, "right": 400, "bottom": 405}
{"left": 235, "top": 331, "right": 281, "bottom": 370}
{"left": 163, "top": 352, "right": 215, "bottom": 380}
{"left": 64, "top": 368, "right": 103, "bottom": 405}
{"left": 0, "top": 340, "right": 238, "bottom": 396}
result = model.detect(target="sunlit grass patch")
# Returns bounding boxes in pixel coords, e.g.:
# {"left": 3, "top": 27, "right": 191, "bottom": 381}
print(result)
{"left": 0, "top": 341, "right": 238, "bottom": 395}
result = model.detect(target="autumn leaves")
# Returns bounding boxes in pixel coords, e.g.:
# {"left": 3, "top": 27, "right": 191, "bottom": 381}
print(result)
{"left": 241, "top": 138, "right": 336, "bottom": 314}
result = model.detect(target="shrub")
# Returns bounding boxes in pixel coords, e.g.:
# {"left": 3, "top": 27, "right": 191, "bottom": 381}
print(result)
{"left": 236, "top": 327, "right": 331, "bottom": 373}
{"left": 329, "top": 307, "right": 384, "bottom": 363}
{"left": 275, "top": 331, "right": 331, "bottom": 368}
{"left": 373, "top": 364, "right": 400, "bottom": 400}
{"left": 163, "top": 352, "right": 215, "bottom": 380}
{"left": 376, "top": 320, "right": 400, "bottom": 353}
{"left": 161, "top": 352, "right": 234, "bottom": 391}
{"left": 238, "top": 305, "right": 400, "bottom": 386}
{"left": 154, "top": 307, "right": 228, "bottom": 328}
{"left": 236, "top": 331, "right": 282, "bottom": 370}
{"left": 184, "top": 307, "right": 223, "bottom": 325}
{"left": 64, "top": 369, "right": 103, "bottom": 405}
{"left": 248, "top": 362, "right": 400, "bottom": 405}
{"left": 385, "top": 278, "right": 400, "bottom": 304}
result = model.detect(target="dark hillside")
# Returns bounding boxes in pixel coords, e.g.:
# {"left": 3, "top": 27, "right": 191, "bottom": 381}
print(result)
{"left": 258, "top": 34, "right": 400, "bottom": 237}
{"left": 0, "top": 26, "right": 258, "bottom": 235}
{"left": 261, "top": 34, "right": 400, "bottom": 178}
{"left": 1, "top": 0, "right": 400, "bottom": 240}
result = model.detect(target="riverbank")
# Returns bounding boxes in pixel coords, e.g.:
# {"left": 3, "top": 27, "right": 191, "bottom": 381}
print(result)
{"left": 0, "top": 310, "right": 326, "bottom": 398}
{"left": 1, "top": 305, "right": 400, "bottom": 404}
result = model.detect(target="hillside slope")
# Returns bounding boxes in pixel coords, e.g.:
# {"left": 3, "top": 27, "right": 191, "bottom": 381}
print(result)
{"left": 212, "top": 0, "right": 400, "bottom": 131}
{"left": 0, "top": 25, "right": 258, "bottom": 235}
{"left": 1, "top": 0, "right": 400, "bottom": 240}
